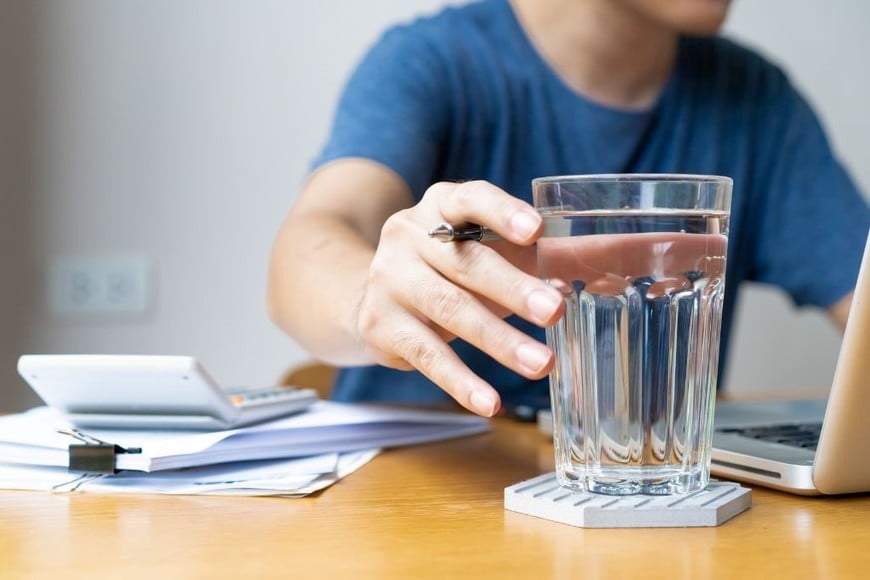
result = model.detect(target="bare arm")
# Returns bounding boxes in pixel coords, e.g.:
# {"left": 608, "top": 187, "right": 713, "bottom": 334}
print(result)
{"left": 268, "top": 158, "right": 564, "bottom": 416}
{"left": 827, "top": 291, "right": 853, "bottom": 331}
{"left": 268, "top": 159, "right": 411, "bottom": 365}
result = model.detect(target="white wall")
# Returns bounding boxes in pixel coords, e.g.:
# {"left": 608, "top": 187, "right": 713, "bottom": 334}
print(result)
{"left": 1, "top": 0, "right": 868, "bottom": 411}
{"left": 1, "top": 2, "right": 40, "bottom": 411}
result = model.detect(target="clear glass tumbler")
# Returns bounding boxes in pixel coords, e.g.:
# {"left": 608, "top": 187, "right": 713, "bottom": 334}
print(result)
{"left": 534, "top": 174, "right": 732, "bottom": 495}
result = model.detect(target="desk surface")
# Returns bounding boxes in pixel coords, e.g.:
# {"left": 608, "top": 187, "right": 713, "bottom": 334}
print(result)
{"left": 3, "top": 419, "right": 870, "bottom": 579}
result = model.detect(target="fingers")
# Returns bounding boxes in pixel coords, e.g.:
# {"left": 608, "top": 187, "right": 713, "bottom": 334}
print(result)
{"left": 356, "top": 273, "right": 503, "bottom": 416}
{"left": 418, "top": 180, "right": 564, "bottom": 327}
{"left": 363, "top": 235, "right": 556, "bottom": 379}
{"left": 404, "top": 271, "right": 556, "bottom": 380}
{"left": 355, "top": 179, "right": 563, "bottom": 416}
{"left": 427, "top": 181, "right": 543, "bottom": 245}
{"left": 385, "top": 318, "right": 502, "bottom": 417}
{"left": 420, "top": 234, "right": 564, "bottom": 328}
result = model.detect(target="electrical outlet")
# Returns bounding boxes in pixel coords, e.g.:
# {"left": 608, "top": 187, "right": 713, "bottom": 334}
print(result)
{"left": 48, "top": 254, "right": 152, "bottom": 317}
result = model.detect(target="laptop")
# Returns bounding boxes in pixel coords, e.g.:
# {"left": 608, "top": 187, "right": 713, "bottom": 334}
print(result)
{"left": 712, "top": 232, "right": 870, "bottom": 495}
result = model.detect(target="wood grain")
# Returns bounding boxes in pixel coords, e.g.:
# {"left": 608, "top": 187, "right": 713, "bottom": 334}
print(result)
{"left": 2, "top": 419, "right": 870, "bottom": 579}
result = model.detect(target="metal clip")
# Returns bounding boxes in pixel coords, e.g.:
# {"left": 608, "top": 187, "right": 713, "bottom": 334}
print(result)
{"left": 57, "top": 428, "right": 142, "bottom": 474}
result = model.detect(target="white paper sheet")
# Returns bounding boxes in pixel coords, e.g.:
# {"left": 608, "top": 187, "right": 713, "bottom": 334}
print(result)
{"left": 0, "top": 402, "right": 489, "bottom": 472}
{"left": 0, "top": 449, "right": 380, "bottom": 497}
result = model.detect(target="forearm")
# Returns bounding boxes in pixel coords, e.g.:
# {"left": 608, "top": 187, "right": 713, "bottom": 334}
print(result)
{"left": 827, "top": 291, "right": 853, "bottom": 332}
{"left": 269, "top": 163, "right": 564, "bottom": 416}
{"left": 268, "top": 160, "right": 415, "bottom": 365}
{"left": 268, "top": 212, "right": 376, "bottom": 365}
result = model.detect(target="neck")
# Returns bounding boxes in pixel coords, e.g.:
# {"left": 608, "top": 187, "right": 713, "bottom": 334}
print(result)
{"left": 510, "top": 0, "right": 679, "bottom": 110}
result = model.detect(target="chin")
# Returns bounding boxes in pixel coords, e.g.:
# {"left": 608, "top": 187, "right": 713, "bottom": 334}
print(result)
{"left": 669, "top": 0, "right": 732, "bottom": 36}
{"left": 630, "top": 0, "right": 732, "bottom": 37}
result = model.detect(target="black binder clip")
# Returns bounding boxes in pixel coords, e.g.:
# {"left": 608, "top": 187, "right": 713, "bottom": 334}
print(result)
{"left": 58, "top": 428, "right": 143, "bottom": 474}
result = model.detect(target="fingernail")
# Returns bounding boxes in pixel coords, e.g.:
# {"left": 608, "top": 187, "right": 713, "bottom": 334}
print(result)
{"left": 516, "top": 342, "right": 552, "bottom": 374}
{"left": 510, "top": 211, "right": 540, "bottom": 239}
{"left": 470, "top": 390, "right": 499, "bottom": 417}
{"left": 528, "top": 289, "right": 562, "bottom": 323}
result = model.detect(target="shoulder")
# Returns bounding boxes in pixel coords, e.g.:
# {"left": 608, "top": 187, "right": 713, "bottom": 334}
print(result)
{"left": 680, "top": 35, "right": 793, "bottom": 97}
{"left": 378, "top": 0, "right": 505, "bottom": 44}
{"left": 359, "top": 1, "right": 511, "bottom": 75}
{"left": 337, "top": 1, "right": 510, "bottom": 110}
{"left": 675, "top": 34, "right": 812, "bottom": 134}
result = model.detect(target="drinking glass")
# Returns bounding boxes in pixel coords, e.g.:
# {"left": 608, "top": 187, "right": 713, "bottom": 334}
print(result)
{"left": 534, "top": 174, "right": 732, "bottom": 495}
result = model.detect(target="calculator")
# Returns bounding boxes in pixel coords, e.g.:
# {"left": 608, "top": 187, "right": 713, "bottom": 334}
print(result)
{"left": 17, "top": 354, "right": 319, "bottom": 430}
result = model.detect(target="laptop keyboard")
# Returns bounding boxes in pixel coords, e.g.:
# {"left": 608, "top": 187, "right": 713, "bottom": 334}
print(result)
{"left": 718, "top": 422, "right": 822, "bottom": 451}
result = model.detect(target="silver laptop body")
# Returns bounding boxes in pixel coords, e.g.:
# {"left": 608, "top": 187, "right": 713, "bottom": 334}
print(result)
{"left": 711, "top": 231, "right": 870, "bottom": 495}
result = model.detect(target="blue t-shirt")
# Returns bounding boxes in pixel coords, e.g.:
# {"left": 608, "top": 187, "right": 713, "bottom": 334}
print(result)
{"left": 311, "top": 0, "right": 870, "bottom": 406}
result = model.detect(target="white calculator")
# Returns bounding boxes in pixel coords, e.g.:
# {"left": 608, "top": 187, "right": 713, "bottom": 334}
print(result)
{"left": 17, "top": 354, "right": 319, "bottom": 430}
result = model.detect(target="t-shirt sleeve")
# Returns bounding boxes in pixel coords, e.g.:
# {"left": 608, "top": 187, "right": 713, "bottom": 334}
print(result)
{"left": 310, "top": 26, "right": 450, "bottom": 199}
{"left": 749, "top": 71, "right": 870, "bottom": 308}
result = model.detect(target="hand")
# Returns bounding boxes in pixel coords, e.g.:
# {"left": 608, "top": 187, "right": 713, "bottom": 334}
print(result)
{"left": 354, "top": 180, "right": 565, "bottom": 416}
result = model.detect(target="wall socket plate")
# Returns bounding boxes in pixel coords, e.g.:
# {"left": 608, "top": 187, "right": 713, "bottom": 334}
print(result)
{"left": 48, "top": 254, "right": 153, "bottom": 317}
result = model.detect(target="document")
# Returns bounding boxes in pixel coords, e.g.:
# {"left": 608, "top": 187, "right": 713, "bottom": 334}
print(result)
{"left": 0, "top": 401, "right": 489, "bottom": 472}
{"left": 0, "top": 449, "right": 380, "bottom": 497}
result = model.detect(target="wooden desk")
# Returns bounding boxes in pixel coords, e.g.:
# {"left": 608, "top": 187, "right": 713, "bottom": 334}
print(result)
{"left": 2, "top": 419, "right": 870, "bottom": 579}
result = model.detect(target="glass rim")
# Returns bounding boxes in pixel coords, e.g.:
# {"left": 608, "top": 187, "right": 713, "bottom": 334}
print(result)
{"left": 531, "top": 173, "right": 733, "bottom": 186}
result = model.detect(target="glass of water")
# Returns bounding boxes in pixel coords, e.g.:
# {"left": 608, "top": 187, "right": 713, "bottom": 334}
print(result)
{"left": 534, "top": 174, "right": 732, "bottom": 495}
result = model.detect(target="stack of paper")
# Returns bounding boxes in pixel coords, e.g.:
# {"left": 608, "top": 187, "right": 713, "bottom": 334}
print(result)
{"left": 0, "top": 401, "right": 489, "bottom": 497}
{"left": 0, "top": 450, "right": 380, "bottom": 497}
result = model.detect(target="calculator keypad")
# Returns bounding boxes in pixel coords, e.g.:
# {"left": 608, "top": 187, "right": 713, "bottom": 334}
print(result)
{"left": 227, "top": 387, "right": 310, "bottom": 408}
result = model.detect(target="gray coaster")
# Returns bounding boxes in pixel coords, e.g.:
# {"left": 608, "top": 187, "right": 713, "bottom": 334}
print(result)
{"left": 504, "top": 472, "right": 751, "bottom": 528}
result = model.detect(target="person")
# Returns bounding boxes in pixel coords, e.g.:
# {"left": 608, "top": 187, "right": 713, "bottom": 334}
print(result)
{"left": 268, "top": 0, "right": 870, "bottom": 418}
